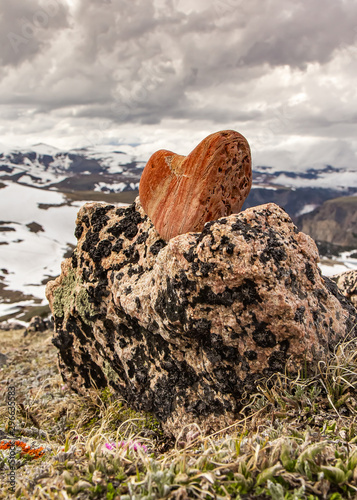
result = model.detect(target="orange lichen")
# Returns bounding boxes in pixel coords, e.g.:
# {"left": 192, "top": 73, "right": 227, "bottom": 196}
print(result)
{"left": 0, "top": 440, "right": 45, "bottom": 459}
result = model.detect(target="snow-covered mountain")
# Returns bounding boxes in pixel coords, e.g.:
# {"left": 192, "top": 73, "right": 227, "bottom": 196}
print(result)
{"left": 0, "top": 143, "right": 356, "bottom": 324}
{"left": 0, "top": 143, "right": 145, "bottom": 193}
{"left": 243, "top": 165, "right": 357, "bottom": 218}
{"left": 2, "top": 145, "right": 357, "bottom": 201}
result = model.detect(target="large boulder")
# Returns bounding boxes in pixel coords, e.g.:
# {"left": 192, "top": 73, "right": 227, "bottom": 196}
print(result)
{"left": 46, "top": 199, "right": 357, "bottom": 437}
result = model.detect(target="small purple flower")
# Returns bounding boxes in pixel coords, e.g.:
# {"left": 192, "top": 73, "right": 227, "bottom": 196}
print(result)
{"left": 104, "top": 440, "right": 147, "bottom": 452}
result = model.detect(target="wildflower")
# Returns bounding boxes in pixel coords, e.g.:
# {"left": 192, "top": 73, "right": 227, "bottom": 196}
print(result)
{"left": 104, "top": 440, "right": 147, "bottom": 452}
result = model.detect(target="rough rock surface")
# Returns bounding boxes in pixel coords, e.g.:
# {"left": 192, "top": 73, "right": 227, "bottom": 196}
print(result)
{"left": 46, "top": 199, "right": 357, "bottom": 437}
{"left": 139, "top": 130, "right": 251, "bottom": 240}
{"left": 334, "top": 270, "right": 357, "bottom": 307}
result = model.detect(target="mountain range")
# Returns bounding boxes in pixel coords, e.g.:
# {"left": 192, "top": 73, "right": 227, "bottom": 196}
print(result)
{"left": 0, "top": 143, "right": 356, "bottom": 323}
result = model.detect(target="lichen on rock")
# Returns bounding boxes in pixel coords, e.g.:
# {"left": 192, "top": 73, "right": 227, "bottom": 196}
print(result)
{"left": 46, "top": 198, "right": 357, "bottom": 437}
{"left": 49, "top": 264, "right": 94, "bottom": 325}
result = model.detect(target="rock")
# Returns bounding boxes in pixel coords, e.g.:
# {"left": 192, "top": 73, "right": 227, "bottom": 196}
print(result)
{"left": 333, "top": 270, "right": 357, "bottom": 307}
{"left": 139, "top": 130, "right": 252, "bottom": 240}
{"left": 25, "top": 316, "right": 53, "bottom": 336}
{"left": 46, "top": 199, "right": 357, "bottom": 437}
{"left": 0, "top": 321, "right": 24, "bottom": 331}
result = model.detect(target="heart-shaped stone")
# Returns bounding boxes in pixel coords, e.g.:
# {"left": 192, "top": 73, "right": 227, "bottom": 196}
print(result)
{"left": 139, "top": 130, "right": 252, "bottom": 240}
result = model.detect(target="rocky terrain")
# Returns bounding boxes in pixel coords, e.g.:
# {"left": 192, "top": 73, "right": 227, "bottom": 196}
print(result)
{"left": 1, "top": 142, "right": 357, "bottom": 325}
{"left": 46, "top": 132, "right": 357, "bottom": 439}
{"left": 1, "top": 136, "right": 357, "bottom": 499}
{"left": 46, "top": 196, "right": 357, "bottom": 437}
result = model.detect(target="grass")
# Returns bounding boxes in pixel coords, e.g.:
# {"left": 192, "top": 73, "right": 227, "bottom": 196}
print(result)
{"left": 0, "top": 328, "right": 356, "bottom": 499}
{"left": 324, "top": 196, "right": 357, "bottom": 206}
{"left": 16, "top": 304, "right": 51, "bottom": 323}
{"left": 63, "top": 189, "right": 139, "bottom": 205}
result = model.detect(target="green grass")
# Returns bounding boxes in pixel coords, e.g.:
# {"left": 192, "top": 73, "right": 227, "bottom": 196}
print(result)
{"left": 0, "top": 329, "right": 356, "bottom": 499}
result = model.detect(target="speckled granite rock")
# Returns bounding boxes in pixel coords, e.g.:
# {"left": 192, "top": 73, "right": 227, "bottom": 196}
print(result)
{"left": 333, "top": 270, "right": 357, "bottom": 307}
{"left": 139, "top": 130, "right": 251, "bottom": 240}
{"left": 46, "top": 199, "right": 357, "bottom": 437}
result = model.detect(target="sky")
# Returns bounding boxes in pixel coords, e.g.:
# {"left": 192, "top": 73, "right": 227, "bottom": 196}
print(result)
{"left": 0, "top": 0, "right": 357, "bottom": 170}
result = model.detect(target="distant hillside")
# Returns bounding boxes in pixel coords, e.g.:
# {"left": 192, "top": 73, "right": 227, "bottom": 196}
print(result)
{"left": 1, "top": 143, "right": 357, "bottom": 324}
{"left": 242, "top": 186, "right": 348, "bottom": 220}
{"left": 1, "top": 145, "right": 357, "bottom": 218}
{"left": 297, "top": 196, "right": 357, "bottom": 247}
{"left": 0, "top": 144, "right": 145, "bottom": 193}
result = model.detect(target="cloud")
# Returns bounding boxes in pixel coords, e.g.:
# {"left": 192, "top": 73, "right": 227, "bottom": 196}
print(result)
{"left": 0, "top": 0, "right": 70, "bottom": 67}
{"left": 0, "top": 0, "right": 356, "bottom": 170}
{"left": 239, "top": 0, "right": 357, "bottom": 69}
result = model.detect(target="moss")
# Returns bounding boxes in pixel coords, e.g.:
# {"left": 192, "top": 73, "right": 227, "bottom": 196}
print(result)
{"left": 82, "top": 416, "right": 99, "bottom": 429}
{"left": 52, "top": 268, "right": 93, "bottom": 324}
{"left": 101, "top": 360, "right": 121, "bottom": 386}
{"left": 75, "top": 288, "right": 94, "bottom": 324}
{"left": 52, "top": 269, "right": 76, "bottom": 319}
{"left": 96, "top": 388, "right": 164, "bottom": 436}
{"left": 100, "top": 386, "right": 113, "bottom": 403}
{"left": 114, "top": 406, "right": 163, "bottom": 436}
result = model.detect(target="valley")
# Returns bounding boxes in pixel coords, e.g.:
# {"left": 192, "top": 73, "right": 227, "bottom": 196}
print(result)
{"left": 0, "top": 144, "right": 356, "bottom": 324}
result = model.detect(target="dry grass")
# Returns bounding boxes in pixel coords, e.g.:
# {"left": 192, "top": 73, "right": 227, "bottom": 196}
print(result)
{"left": 63, "top": 190, "right": 138, "bottom": 205}
{"left": 0, "top": 328, "right": 357, "bottom": 499}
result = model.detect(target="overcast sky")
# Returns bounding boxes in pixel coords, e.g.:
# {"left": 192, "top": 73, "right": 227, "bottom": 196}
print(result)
{"left": 1, "top": 0, "right": 357, "bottom": 170}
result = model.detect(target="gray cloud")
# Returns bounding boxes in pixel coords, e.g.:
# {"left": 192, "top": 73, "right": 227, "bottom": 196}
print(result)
{"left": 0, "top": 0, "right": 356, "bottom": 170}
{"left": 0, "top": 0, "right": 70, "bottom": 67}
{"left": 240, "top": 0, "right": 357, "bottom": 69}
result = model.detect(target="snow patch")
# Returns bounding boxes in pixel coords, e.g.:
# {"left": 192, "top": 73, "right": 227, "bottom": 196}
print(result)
{"left": 0, "top": 182, "right": 77, "bottom": 301}
{"left": 297, "top": 204, "right": 318, "bottom": 216}
{"left": 0, "top": 300, "right": 38, "bottom": 318}
{"left": 0, "top": 181, "right": 128, "bottom": 307}
{"left": 318, "top": 249, "right": 357, "bottom": 277}
{"left": 95, "top": 182, "right": 128, "bottom": 193}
